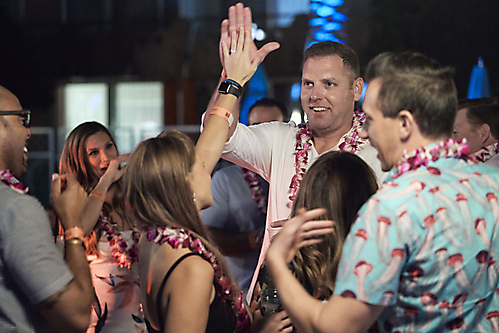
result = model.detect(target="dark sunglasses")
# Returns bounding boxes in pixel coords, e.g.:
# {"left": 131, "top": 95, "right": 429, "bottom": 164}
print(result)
{"left": 0, "top": 110, "right": 31, "bottom": 128}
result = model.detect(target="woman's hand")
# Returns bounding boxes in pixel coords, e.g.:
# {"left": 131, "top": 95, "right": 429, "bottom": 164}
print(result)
{"left": 222, "top": 26, "right": 261, "bottom": 87}
{"left": 267, "top": 208, "right": 334, "bottom": 264}
{"left": 102, "top": 153, "right": 130, "bottom": 184}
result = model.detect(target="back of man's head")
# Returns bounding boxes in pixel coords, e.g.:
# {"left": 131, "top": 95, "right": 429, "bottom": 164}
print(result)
{"left": 248, "top": 98, "right": 288, "bottom": 125}
{"left": 303, "top": 41, "right": 360, "bottom": 84}
{"left": 366, "top": 51, "right": 457, "bottom": 139}
{"left": 458, "top": 97, "right": 499, "bottom": 140}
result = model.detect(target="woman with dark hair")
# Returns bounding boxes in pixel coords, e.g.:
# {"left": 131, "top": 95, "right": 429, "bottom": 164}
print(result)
{"left": 59, "top": 121, "right": 145, "bottom": 332}
{"left": 288, "top": 151, "right": 378, "bottom": 299}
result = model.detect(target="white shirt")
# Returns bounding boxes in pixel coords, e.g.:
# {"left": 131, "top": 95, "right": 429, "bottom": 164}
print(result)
{"left": 221, "top": 121, "right": 385, "bottom": 301}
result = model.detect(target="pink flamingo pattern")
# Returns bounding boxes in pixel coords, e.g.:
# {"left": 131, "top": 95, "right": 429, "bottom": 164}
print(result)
{"left": 335, "top": 140, "right": 499, "bottom": 332}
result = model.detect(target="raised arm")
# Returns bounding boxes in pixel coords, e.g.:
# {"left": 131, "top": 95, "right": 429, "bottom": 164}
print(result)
{"left": 197, "top": 25, "right": 262, "bottom": 173}
{"left": 36, "top": 173, "right": 93, "bottom": 333}
{"left": 202, "top": 3, "right": 280, "bottom": 141}
{"left": 81, "top": 154, "right": 129, "bottom": 235}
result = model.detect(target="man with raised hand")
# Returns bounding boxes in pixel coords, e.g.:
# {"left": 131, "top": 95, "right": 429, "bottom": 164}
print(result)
{"left": 0, "top": 85, "right": 92, "bottom": 332}
{"left": 204, "top": 3, "right": 384, "bottom": 301}
{"left": 266, "top": 52, "right": 499, "bottom": 332}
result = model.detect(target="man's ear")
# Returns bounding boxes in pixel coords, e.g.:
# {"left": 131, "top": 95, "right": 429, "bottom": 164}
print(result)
{"left": 353, "top": 77, "right": 364, "bottom": 102}
{"left": 479, "top": 123, "right": 491, "bottom": 144}
{"left": 397, "top": 110, "right": 416, "bottom": 142}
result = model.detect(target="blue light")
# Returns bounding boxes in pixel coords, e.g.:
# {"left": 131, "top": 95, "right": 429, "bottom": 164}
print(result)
{"left": 317, "top": 5, "right": 334, "bottom": 17}
{"left": 310, "top": 3, "right": 321, "bottom": 11}
{"left": 291, "top": 82, "right": 301, "bottom": 101}
{"left": 315, "top": 31, "right": 335, "bottom": 41}
{"left": 324, "top": 0, "right": 344, "bottom": 6}
{"left": 333, "top": 12, "right": 348, "bottom": 22}
{"left": 323, "top": 22, "right": 342, "bottom": 31}
{"left": 310, "top": 17, "right": 327, "bottom": 27}
{"left": 360, "top": 82, "right": 368, "bottom": 103}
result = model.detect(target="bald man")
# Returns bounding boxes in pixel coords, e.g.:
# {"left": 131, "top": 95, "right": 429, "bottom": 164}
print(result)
{"left": 0, "top": 86, "right": 93, "bottom": 332}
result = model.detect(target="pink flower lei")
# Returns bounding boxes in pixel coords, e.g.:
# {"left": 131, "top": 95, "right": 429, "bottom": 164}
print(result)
{"left": 99, "top": 209, "right": 140, "bottom": 269}
{"left": 242, "top": 168, "right": 267, "bottom": 217}
{"left": 0, "top": 170, "right": 28, "bottom": 194}
{"left": 471, "top": 141, "right": 499, "bottom": 163}
{"left": 389, "top": 138, "right": 472, "bottom": 180}
{"left": 288, "top": 109, "right": 368, "bottom": 204}
{"left": 146, "top": 226, "right": 251, "bottom": 332}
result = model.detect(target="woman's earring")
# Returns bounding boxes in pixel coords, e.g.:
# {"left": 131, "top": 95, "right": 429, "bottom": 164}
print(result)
{"left": 193, "top": 192, "right": 196, "bottom": 202}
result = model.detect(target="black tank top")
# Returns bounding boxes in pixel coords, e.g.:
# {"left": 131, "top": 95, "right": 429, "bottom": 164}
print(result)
{"left": 145, "top": 252, "right": 237, "bottom": 333}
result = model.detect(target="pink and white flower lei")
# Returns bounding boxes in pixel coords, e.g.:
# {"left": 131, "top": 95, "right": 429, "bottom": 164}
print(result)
{"left": 389, "top": 138, "right": 472, "bottom": 180}
{"left": 99, "top": 209, "right": 140, "bottom": 269}
{"left": 146, "top": 226, "right": 251, "bottom": 332}
{"left": 288, "top": 109, "right": 368, "bottom": 204}
{"left": 471, "top": 141, "right": 499, "bottom": 163}
{"left": 242, "top": 168, "right": 267, "bottom": 217}
{"left": 0, "top": 170, "right": 28, "bottom": 194}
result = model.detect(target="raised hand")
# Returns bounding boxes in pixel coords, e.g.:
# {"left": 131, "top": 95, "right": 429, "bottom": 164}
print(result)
{"left": 266, "top": 208, "right": 334, "bottom": 264}
{"left": 222, "top": 27, "right": 261, "bottom": 86}
{"left": 102, "top": 153, "right": 130, "bottom": 184}
{"left": 51, "top": 173, "right": 88, "bottom": 230}
{"left": 219, "top": 3, "right": 280, "bottom": 73}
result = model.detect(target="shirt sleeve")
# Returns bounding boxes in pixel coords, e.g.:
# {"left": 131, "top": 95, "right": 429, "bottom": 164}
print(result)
{"left": 201, "top": 169, "right": 230, "bottom": 229}
{"left": 0, "top": 193, "right": 74, "bottom": 304}
{"left": 222, "top": 122, "right": 289, "bottom": 182}
{"left": 333, "top": 196, "right": 409, "bottom": 306}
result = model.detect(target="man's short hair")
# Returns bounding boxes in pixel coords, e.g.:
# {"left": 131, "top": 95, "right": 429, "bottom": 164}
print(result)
{"left": 303, "top": 41, "right": 360, "bottom": 84}
{"left": 248, "top": 98, "right": 289, "bottom": 122}
{"left": 367, "top": 51, "right": 458, "bottom": 139}
{"left": 458, "top": 97, "right": 499, "bottom": 139}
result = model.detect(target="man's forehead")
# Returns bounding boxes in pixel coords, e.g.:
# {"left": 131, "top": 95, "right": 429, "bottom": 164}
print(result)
{"left": 302, "top": 55, "right": 347, "bottom": 76}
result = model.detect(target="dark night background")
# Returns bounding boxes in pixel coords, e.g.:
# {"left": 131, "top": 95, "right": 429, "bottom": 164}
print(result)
{"left": 1, "top": 0, "right": 498, "bottom": 206}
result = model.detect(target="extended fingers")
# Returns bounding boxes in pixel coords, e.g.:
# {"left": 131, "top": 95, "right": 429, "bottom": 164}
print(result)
{"left": 244, "top": 7, "right": 253, "bottom": 38}
{"left": 235, "top": 3, "right": 245, "bottom": 29}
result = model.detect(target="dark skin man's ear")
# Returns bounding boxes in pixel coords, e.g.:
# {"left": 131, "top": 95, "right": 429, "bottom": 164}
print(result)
{"left": 479, "top": 123, "right": 491, "bottom": 144}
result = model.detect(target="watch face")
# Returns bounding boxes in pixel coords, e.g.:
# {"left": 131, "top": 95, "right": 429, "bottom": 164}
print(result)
{"left": 218, "top": 81, "right": 241, "bottom": 97}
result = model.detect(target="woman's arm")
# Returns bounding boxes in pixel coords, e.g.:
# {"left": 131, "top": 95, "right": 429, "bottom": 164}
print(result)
{"left": 81, "top": 154, "right": 129, "bottom": 235}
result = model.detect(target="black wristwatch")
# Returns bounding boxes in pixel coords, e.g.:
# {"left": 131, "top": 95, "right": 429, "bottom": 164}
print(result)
{"left": 218, "top": 80, "right": 242, "bottom": 98}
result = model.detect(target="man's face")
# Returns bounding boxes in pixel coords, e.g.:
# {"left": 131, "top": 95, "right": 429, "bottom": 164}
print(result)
{"left": 248, "top": 106, "right": 284, "bottom": 125}
{"left": 452, "top": 108, "right": 482, "bottom": 153}
{"left": 0, "top": 93, "right": 30, "bottom": 178}
{"left": 360, "top": 78, "right": 401, "bottom": 172}
{"left": 300, "top": 55, "right": 362, "bottom": 135}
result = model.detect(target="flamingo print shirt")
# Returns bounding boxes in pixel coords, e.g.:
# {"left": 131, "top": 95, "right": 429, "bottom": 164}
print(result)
{"left": 334, "top": 142, "right": 499, "bottom": 332}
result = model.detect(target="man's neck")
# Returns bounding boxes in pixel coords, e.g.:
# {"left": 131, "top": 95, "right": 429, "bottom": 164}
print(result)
{"left": 311, "top": 122, "right": 352, "bottom": 155}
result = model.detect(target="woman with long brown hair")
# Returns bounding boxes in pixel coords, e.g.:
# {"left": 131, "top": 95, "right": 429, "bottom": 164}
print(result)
{"left": 288, "top": 151, "right": 378, "bottom": 299}
{"left": 59, "top": 121, "right": 145, "bottom": 332}
{"left": 123, "top": 27, "right": 288, "bottom": 333}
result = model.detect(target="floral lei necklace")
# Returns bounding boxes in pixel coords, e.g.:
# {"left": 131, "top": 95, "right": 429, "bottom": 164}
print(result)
{"left": 0, "top": 170, "right": 28, "bottom": 194}
{"left": 288, "top": 109, "right": 368, "bottom": 204}
{"left": 99, "top": 209, "right": 140, "bottom": 269}
{"left": 242, "top": 168, "right": 267, "bottom": 217}
{"left": 389, "top": 138, "right": 472, "bottom": 180}
{"left": 146, "top": 226, "right": 251, "bottom": 332}
{"left": 471, "top": 141, "right": 499, "bottom": 163}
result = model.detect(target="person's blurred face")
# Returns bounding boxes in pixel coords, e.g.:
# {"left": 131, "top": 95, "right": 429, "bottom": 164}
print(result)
{"left": 248, "top": 105, "right": 284, "bottom": 125}
{"left": 452, "top": 108, "right": 482, "bottom": 153}
{"left": 85, "top": 131, "right": 118, "bottom": 179}
{"left": 300, "top": 55, "right": 362, "bottom": 135}
{"left": 360, "top": 78, "right": 402, "bottom": 172}
{"left": 0, "top": 90, "right": 31, "bottom": 178}
{"left": 187, "top": 157, "right": 213, "bottom": 210}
